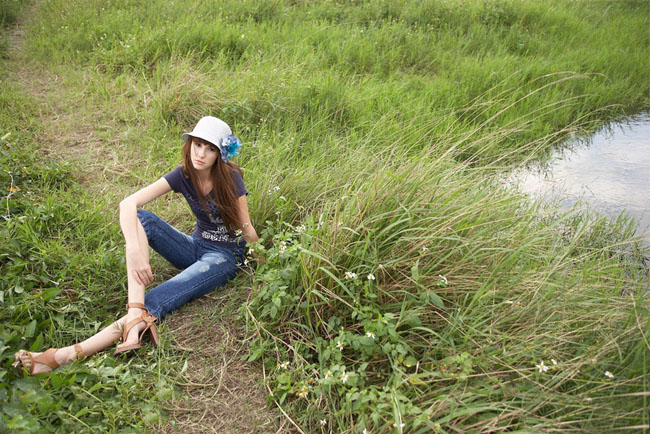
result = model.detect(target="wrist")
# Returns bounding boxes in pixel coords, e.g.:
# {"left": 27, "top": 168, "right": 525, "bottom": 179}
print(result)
{"left": 125, "top": 243, "right": 139, "bottom": 253}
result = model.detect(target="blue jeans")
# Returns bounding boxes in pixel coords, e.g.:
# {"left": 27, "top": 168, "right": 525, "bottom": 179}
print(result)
{"left": 137, "top": 209, "right": 245, "bottom": 320}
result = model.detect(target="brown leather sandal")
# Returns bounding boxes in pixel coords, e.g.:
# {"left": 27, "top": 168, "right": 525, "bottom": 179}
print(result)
{"left": 13, "top": 348, "right": 59, "bottom": 375}
{"left": 114, "top": 302, "right": 159, "bottom": 356}
{"left": 13, "top": 344, "right": 83, "bottom": 376}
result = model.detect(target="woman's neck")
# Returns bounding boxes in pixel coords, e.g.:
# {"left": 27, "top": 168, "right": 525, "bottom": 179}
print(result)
{"left": 195, "top": 168, "right": 211, "bottom": 182}
{"left": 196, "top": 172, "right": 212, "bottom": 194}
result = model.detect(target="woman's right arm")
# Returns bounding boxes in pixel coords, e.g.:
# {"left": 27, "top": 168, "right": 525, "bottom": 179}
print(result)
{"left": 119, "top": 177, "right": 172, "bottom": 285}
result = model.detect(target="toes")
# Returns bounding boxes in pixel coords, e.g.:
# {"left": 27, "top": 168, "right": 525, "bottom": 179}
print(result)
{"left": 13, "top": 350, "right": 32, "bottom": 370}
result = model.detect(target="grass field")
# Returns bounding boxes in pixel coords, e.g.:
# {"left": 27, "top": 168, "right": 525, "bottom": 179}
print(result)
{"left": 1, "top": 0, "right": 649, "bottom": 432}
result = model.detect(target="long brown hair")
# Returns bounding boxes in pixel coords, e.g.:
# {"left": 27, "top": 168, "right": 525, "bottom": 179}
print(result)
{"left": 180, "top": 137, "right": 242, "bottom": 236}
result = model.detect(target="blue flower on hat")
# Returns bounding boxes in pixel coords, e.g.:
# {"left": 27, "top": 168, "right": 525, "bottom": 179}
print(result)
{"left": 220, "top": 134, "right": 241, "bottom": 162}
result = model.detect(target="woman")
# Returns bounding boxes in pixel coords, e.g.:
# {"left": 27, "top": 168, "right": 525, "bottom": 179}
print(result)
{"left": 14, "top": 116, "right": 258, "bottom": 374}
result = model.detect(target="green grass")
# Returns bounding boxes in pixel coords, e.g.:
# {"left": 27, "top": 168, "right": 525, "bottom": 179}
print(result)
{"left": 1, "top": 0, "right": 649, "bottom": 432}
{"left": 24, "top": 0, "right": 650, "bottom": 163}
{"left": 0, "top": 84, "right": 177, "bottom": 431}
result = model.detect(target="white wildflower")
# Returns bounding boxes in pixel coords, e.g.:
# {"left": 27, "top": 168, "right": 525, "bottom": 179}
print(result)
{"left": 536, "top": 361, "right": 549, "bottom": 373}
{"left": 438, "top": 274, "right": 447, "bottom": 285}
{"left": 340, "top": 372, "right": 349, "bottom": 383}
{"left": 366, "top": 331, "right": 375, "bottom": 339}
{"left": 319, "top": 419, "right": 327, "bottom": 426}
{"left": 605, "top": 371, "right": 614, "bottom": 379}
{"left": 337, "top": 341, "right": 344, "bottom": 351}
{"left": 367, "top": 273, "right": 375, "bottom": 281}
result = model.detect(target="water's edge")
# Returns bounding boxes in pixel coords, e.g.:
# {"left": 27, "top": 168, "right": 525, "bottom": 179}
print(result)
{"left": 508, "top": 112, "right": 650, "bottom": 246}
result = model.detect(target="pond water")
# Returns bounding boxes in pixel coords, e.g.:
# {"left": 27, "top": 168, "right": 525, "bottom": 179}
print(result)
{"left": 508, "top": 112, "right": 650, "bottom": 246}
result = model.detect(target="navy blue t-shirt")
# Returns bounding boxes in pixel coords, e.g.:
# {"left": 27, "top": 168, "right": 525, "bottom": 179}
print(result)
{"left": 164, "top": 166, "right": 248, "bottom": 247}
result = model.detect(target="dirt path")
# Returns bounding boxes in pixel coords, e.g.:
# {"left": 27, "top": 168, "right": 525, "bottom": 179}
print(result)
{"left": 4, "top": 15, "right": 288, "bottom": 434}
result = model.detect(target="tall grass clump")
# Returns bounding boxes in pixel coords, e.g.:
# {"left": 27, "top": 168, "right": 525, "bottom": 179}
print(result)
{"left": 240, "top": 110, "right": 649, "bottom": 431}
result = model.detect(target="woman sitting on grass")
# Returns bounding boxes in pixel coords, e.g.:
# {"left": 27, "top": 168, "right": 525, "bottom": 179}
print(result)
{"left": 14, "top": 116, "right": 258, "bottom": 375}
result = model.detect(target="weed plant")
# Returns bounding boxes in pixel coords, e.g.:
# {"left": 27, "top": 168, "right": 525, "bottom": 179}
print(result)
{"left": 1, "top": 0, "right": 649, "bottom": 432}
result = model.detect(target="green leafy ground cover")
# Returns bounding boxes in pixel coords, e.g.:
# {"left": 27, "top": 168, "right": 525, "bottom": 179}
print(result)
{"left": 1, "top": 0, "right": 649, "bottom": 432}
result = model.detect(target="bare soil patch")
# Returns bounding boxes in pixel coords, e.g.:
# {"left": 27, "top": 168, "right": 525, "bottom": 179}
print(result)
{"left": 160, "top": 291, "right": 287, "bottom": 433}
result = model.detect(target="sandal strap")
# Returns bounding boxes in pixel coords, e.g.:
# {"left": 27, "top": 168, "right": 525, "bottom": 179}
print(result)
{"left": 74, "top": 344, "right": 84, "bottom": 359}
{"left": 123, "top": 303, "right": 148, "bottom": 342}
{"left": 123, "top": 314, "right": 145, "bottom": 341}
{"left": 29, "top": 348, "right": 60, "bottom": 374}
{"left": 138, "top": 314, "right": 155, "bottom": 334}
{"left": 142, "top": 312, "right": 157, "bottom": 326}
{"left": 141, "top": 314, "right": 160, "bottom": 347}
{"left": 120, "top": 305, "right": 159, "bottom": 344}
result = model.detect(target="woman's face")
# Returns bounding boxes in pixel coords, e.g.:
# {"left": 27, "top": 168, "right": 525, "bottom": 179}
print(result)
{"left": 190, "top": 138, "right": 220, "bottom": 173}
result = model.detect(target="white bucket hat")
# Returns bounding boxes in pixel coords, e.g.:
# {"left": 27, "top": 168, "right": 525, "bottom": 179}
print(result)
{"left": 182, "top": 116, "right": 242, "bottom": 162}
{"left": 182, "top": 116, "right": 232, "bottom": 146}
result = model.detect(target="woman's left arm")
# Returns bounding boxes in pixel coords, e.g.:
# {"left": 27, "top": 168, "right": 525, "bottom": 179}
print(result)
{"left": 237, "top": 195, "right": 259, "bottom": 244}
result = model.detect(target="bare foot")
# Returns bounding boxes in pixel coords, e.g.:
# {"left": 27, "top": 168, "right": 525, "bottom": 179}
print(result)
{"left": 13, "top": 347, "right": 76, "bottom": 375}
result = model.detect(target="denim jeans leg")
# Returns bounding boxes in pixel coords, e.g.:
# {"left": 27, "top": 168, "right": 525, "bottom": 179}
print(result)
{"left": 144, "top": 245, "right": 241, "bottom": 320}
{"left": 137, "top": 209, "right": 198, "bottom": 270}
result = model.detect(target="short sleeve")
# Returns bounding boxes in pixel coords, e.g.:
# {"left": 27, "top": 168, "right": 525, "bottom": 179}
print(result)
{"left": 231, "top": 169, "right": 248, "bottom": 197}
{"left": 164, "top": 166, "right": 184, "bottom": 193}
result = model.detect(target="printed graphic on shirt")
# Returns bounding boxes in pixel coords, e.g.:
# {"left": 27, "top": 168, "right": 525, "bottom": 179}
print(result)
{"left": 201, "top": 208, "right": 238, "bottom": 243}
{"left": 201, "top": 230, "right": 232, "bottom": 243}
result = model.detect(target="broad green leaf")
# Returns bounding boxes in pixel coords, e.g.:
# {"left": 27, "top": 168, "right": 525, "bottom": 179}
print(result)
{"left": 25, "top": 320, "right": 36, "bottom": 338}
{"left": 404, "top": 356, "right": 418, "bottom": 368}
